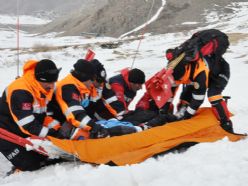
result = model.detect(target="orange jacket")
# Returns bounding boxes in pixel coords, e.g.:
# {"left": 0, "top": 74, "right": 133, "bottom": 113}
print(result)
{"left": 55, "top": 74, "right": 99, "bottom": 139}
{"left": 4, "top": 60, "right": 60, "bottom": 137}
{"left": 175, "top": 57, "right": 210, "bottom": 118}
{"left": 175, "top": 58, "right": 209, "bottom": 87}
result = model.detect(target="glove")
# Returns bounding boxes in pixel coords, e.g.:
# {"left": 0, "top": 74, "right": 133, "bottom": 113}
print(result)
{"left": 174, "top": 105, "right": 187, "bottom": 120}
{"left": 220, "top": 120, "right": 234, "bottom": 133}
{"left": 47, "top": 127, "right": 70, "bottom": 139}
{"left": 138, "top": 123, "right": 151, "bottom": 130}
{"left": 57, "top": 122, "right": 73, "bottom": 139}
{"left": 89, "top": 123, "right": 109, "bottom": 139}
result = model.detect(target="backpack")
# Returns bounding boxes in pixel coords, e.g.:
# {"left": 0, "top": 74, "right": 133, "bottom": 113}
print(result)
{"left": 166, "top": 29, "right": 230, "bottom": 62}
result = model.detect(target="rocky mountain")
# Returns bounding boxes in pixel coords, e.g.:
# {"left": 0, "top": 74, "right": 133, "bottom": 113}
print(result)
{"left": 35, "top": 0, "right": 245, "bottom": 37}
{"left": 0, "top": 0, "right": 246, "bottom": 37}
{"left": 0, "top": 0, "right": 98, "bottom": 19}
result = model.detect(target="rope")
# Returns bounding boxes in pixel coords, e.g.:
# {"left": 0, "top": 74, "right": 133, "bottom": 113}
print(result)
{"left": 130, "top": 0, "right": 156, "bottom": 69}
{"left": 16, "top": 0, "right": 20, "bottom": 78}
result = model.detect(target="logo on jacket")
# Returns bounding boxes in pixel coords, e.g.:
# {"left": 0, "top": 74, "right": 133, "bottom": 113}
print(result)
{"left": 193, "top": 82, "right": 200, "bottom": 89}
{"left": 72, "top": 93, "right": 80, "bottom": 101}
{"left": 7, "top": 148, "right": 20, "bottom": 160}
{"left": 22, "top": 103, "right": 32, "bottom": 110}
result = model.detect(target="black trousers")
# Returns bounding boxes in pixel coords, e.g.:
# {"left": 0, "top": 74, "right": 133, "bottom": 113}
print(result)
{"left": 0, "top": 138, "right": 48, "bottom": 171}
{"left": 121, "top": 110, "right": 157, "bottom": 126}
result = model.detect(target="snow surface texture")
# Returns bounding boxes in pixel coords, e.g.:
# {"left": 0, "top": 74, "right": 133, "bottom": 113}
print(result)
{"left": 1, "top": 1, "right": 248, "bottom": 186}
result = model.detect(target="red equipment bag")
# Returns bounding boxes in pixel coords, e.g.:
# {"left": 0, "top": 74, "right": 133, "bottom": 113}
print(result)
{"left": 145, "top": 68, "right": 174, "bottom": 108}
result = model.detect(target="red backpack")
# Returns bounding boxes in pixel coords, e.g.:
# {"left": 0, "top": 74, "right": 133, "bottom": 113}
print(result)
{"left": 166, "top": 29, "right": 230, "bottom": 62}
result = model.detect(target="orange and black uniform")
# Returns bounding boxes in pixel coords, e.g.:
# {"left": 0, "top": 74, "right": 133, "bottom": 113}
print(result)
{"left": 53, "top": 74, "right": 97, "bottom": 139}
{"left": 49, "top": 59, "right": 109, "bottom": 140}
{"left": 207, "top": 56, "right": 232, "bottom": 131}
{"left": 0, "top": 60, "right": 61, "bottom": 171}
{"left": 174, "top": 57, "right": 209, "bottom": 119}
{"left": 0, "top": 60, "right": 60, "bottom": 138}
{"left": 175, "top": 55, "right": 233, "bottom": 132}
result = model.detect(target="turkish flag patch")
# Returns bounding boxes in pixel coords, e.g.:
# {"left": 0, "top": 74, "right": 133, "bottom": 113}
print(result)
{"left": 22, "top": 103, "right": 32, "bottom": 110}
{"left": 72, "top": 93, "right": 80, "bottom": 101}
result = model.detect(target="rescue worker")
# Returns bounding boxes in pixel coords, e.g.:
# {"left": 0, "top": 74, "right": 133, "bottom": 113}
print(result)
{"left": 109, "top": 68, "right": 145, "bottom": 112}
{"left": 50, "top": 59, "right": 109, "bottom": 140}
{"left": 107, "top": 68, "right": 156, "bottom": 126}
{"left": 85, "top": 67, "right": 145, "bottom": 120}
{"left": 164, "top": 29, "right": 233, "bottom": 132}
{"left": 0, "top": 59, "right": 63, "bottom": 172}
{"left": 175, "top": 55, "right": 233, "bottom": 132}
{"left": 87, "top": 60, "right": 153, "bottom": 135}
{"left": 87, "top": 59, "right": 126, "bottom": 121}
{"left": 82, "top": 59, "right": 110, "bottom": 119}
{"left": 171, "top": 57, "right": 209, "bottom": 120}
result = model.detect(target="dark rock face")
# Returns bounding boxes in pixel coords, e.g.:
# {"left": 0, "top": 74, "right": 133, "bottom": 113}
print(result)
{"left": 0, "top": 0, "right": 243, "bottom": 37}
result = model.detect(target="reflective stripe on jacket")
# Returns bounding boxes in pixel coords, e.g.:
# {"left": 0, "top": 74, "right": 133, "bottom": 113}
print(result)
{"left": 176, "top": 58, "right": 210, "bottom": 118}
{"left": 55, "top": 74, "right": 95, "bottom": 138}
{"left": 4, "top": 60, "right": 58, "bottom": 137}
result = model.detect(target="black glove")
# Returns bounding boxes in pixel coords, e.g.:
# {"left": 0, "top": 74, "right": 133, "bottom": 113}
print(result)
{"left": 220, "top": 120, "right": 234, "bottom": 133}
{"left": 57, "top": 122, "right": 73, "bottom": 139}
{"left": 47, "top": 122, "right": 73, "bottom": 139}
{"left": 89, "top": 123, "right": 109, "bottom": 139}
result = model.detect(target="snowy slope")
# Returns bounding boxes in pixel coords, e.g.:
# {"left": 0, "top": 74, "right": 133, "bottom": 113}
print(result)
{"left": 1, "top": 2, "right": 248, "bottom": 186}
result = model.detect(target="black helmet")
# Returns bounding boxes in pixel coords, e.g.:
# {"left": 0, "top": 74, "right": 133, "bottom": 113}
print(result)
{"left": 90, "top": 59, "right": 107, "bottom": 83}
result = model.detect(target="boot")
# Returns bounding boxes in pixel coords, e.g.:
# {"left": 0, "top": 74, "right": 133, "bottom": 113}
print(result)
{"left": 220, "top": 120, "right": 234, "bottom": 133}
{"left": 212, "top": 99, "right": 233, "bottom": 133}
{"left": 5, "top": 166, "right": 21, "bottom": 176}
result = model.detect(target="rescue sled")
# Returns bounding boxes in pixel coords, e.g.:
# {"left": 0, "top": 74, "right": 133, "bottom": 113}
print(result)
{"left": 47, "top": 107, "right": 245, "bottom": 166}
{"left": 0, "top": 108, "right": 245, "bottom": 166}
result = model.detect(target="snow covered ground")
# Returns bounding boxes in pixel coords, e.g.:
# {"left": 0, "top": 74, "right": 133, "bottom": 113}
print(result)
{"left": 1, "top": 1, "right": 248, "bottom": 186}
{"left": 0, "top": 14, "right": 51, "bottom": 25}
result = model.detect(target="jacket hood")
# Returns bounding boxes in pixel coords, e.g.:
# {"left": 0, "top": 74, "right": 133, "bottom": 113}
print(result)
{"left": 22, "top": 59, "right": 54, "bottom": 101}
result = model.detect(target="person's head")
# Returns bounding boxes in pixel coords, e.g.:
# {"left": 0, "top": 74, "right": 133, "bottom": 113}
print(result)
{"left": 34, "top": 59, "right": 61, "bottom": 92}
{"left": 71, "top": 59, "right": 96, "bottom": 88}
{"left": 90, "top": 59, "right": 107, "bottom": 88}
{"left": 171, "top": 60, "right": 187, "bottom": 81}
{"left": 128, "top": 68, "right": 145, "bottom": 92}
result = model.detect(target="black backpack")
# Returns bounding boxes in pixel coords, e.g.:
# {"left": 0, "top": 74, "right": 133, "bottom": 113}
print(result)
{"left": 166, "top": 29, "right": 230, "bottom": 62}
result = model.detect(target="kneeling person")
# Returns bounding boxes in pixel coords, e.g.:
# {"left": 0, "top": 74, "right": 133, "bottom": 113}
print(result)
{"left": 50, "top": 59, "right": 109, "bottom": 140}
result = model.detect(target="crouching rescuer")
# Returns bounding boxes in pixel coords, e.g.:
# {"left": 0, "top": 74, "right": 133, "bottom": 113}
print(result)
{"left": 164, "top": 29, "right": 233, "bottom": 133}
{"left": 49, "top": 59, "right": 109, "bottom": 140}
{"left": 0, "top": 59, "right": 64, "bottom": 171}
